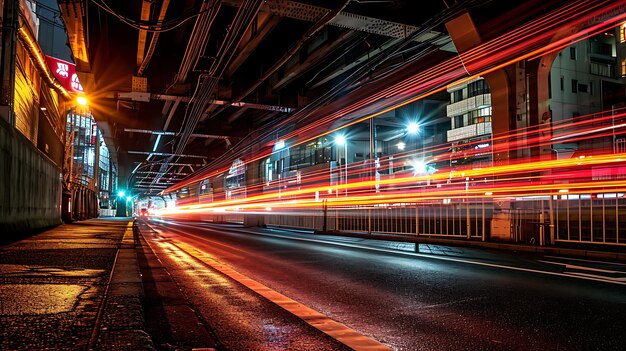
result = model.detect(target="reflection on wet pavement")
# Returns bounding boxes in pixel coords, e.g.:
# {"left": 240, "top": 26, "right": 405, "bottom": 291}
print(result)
{"left": 0, "top": 284, "right": 87, "bottom": 315}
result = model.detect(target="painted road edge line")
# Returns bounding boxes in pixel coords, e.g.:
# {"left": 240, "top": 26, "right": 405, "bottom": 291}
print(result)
{"left": 146, "top": 227, "right": 393, "bottom": 351}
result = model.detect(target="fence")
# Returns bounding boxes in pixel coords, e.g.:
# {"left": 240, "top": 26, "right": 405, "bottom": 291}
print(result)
{"left": 263, "top": 192, "right": 626, "bottom": 247}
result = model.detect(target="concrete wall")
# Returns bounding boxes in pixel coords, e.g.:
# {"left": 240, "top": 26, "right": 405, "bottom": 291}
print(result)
{"left": 0, "top": 117, "right": 61, "bottom": 234}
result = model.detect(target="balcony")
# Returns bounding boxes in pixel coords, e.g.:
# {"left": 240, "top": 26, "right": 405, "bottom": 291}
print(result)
{"left": 590, "top": 62, "right": 617, "bottom": 78}
{"left": 447, "top": 122, "right": 492, "bottom": 142}
{"left": 447, "top": 93, "right": 491, "bottom": 117}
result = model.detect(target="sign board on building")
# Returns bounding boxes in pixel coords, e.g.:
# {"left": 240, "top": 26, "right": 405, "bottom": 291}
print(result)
{"left": 44, "top": 56, "right": 84, "bottom": 94}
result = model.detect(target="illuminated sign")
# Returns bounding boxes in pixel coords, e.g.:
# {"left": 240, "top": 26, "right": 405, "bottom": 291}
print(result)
{"left": 45, "top": 56, "right": 84, "bottom": 93}
{"left": 273, "top": 140, "right": 285, "bottom": 151}
{"left": 228, "top": 158, "right": 245, "bottom": 176}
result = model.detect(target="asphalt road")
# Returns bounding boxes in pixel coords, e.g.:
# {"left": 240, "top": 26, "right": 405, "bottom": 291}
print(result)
{"left": 141, "top": 219, "right": 626, "bottom": 351}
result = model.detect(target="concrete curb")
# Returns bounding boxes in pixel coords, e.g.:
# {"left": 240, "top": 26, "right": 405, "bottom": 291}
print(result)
{"left": 95, "top": 221, "right": 156, "bottom": 351}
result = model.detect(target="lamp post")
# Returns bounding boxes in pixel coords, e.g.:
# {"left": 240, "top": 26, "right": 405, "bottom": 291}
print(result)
{"left": 407, "top": 121, "right": 420, "bottom": 151}
{"left": 335, "top": 135, "right": 348, "bottom": 196}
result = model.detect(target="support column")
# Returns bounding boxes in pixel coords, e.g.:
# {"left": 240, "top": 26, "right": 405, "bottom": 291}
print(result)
{"left": 445, "top": 12, "right": 516, "bottom": 166}
{"left": 446, "top": 13, "right": 517, "bottom": 242}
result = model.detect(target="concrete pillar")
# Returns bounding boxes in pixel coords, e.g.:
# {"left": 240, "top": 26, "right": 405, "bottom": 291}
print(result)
{"left": 446, "top": 12, "right": 563, "bottom": 243}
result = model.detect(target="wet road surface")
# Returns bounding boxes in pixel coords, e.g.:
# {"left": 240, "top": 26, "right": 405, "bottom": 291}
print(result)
{"left": 141, "top": 219, "right": 626, "bottom": 351}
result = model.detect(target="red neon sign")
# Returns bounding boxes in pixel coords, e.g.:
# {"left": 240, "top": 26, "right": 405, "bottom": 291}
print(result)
{"left": 45, "top": 56, "right": 84, "bottom": 94}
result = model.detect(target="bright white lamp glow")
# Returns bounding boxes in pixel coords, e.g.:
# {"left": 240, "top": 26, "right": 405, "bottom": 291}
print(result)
{"left": 126, "top": 196, "right": 132, "bottom": 202}
{"left": 76, "top": 96, "right": 88, "bottom": 106}
{"left": 117, "top": 190, "right": 126, "bottom": 197}
{"left": 407, "top": 122, "right": 419, "bottom": 134}
{"left": 411, "top": 160, "right": 426, "bottom": 174}
{"left": 335, "top": 135, "right": 346, "bottom": 145}
{"left": 397, "top": 141, "right": 406, "bottom": 150}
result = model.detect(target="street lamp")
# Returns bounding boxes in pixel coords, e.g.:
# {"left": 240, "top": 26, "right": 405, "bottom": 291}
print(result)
{"left": 397, "top": 141, "right": 406, "bottom": 151}
{"left": 117, "top": 190, "right": 126, "bottom": 197}
{"left": 406, "top": 121, "right": 420, "bottom": 152}
{"left": 407, "top": 121, "right": 420, "bottom": 135}
{"left": 76, "top": 96, "right": 88, "bottom": 106}
{"left": 335, "top": 134, "right": 348, "bottom": 196}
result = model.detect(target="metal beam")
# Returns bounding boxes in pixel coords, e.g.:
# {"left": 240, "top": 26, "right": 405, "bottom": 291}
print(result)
{"left": 226, "top": 13, "right": 281, "bottom": 78}
{"left": 136, "top": 0, "right": 152, "bottom": 69}
{"left": 272, "top": 30, "right": 358, "bottom": 90}
{"left": 223, "top": 0, "right": 453, "bottom": 48}
{"left": 124, "top": 128, "right": 232, "bottom": 140}
{"left": 133, "top": 162, "right": 206, "bottom": 167}
{"left": 309, "top": 38, "right": 402, "bottom": 89}
{"left": 134, "top": 176, "right": 184, "bottom": 181}
{"left": 134, "top": 182, "right": 175, "bottom": 186}
{"left": 114, "top": 92, "right": 295, "bottom": 112}
{"left": 128, "top": 151, "right": 209, "bottom": 159}
{"left": 138, "top": 0, "right": 170, "bottom": 75}
{"left": 134, "top": 171, "right": 189, "bottom": 176}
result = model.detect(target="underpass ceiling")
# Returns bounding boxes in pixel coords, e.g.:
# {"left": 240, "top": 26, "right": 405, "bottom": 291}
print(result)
{"left": 59, "top": 0, "right": 557, "bottom": 195}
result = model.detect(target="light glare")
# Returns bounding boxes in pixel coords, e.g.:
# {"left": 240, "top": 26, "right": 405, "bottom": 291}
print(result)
{"left": 335, "top": 135, "right": 346, "bottom": 145}
{"left": 407, "top": 122, "right": 419, "bottom": 134}
{"left": 76, "top": 96, "right": 88, "bottom": 106}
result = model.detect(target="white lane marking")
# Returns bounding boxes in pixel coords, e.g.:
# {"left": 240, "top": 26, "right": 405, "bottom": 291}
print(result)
{"left": 567, "top": 272, "right": 626, "bottom": 282}
{"left": 544, "top": 255, "right": 626, "bottom": 267}
{"left": 164, "top": 222, "right": 626, "bottom": 287}
{"left": 146, "top": 223, "right": 393, "bottom": 351}
{"left": 537, "top": 260, "right": 621, "bottom": 274}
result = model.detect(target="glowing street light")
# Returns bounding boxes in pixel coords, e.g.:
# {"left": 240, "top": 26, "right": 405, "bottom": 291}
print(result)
{"left": 335, "top": 134, "right": 348, "bottom": 196}
{"left": 126, "top": 196, "right": 132, "bottom": 202}
{"left": 76, "top": 96, "right": 88, "bottom": 106}
{"left": 407, "top": 122, "right": 420, "bottom": 134}
{"left": 411, "top": 160, "right": 427, "bottom": 174}
{"left": 397, "top": 141, "right": 406, "bottom": 150}
{"left": 335, "top": 134, "right": 346, "bottom": 146}
{"left": 117, "top": 190, "right": 126, "bottom": 197}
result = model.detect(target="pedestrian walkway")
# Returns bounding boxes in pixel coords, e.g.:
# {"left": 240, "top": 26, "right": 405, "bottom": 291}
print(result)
{"left": 0, "top": 218, "right": 153, "bottom": 350}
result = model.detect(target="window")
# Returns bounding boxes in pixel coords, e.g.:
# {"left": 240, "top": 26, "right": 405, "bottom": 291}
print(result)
{"left": 560, "top": 76, "right": 564, "bottom": 91}
{"left": 467, "top": 79, "right": 490, "bottom": 98}
{"left": 578, "top": 83, "right": 588, "bottom": 93}
{"left": 570, "top": 47, "right": 576, "bottom": 60}
{"left": 468, "top": 107, "right": 492, "bottom": 124}
{"left": 450, "top": 89, "right": 463, "bottom": 103}
{"left": 454, "top": 115, "right": 463, "bottom": 128}
{"left": 590, "top": 81, "right": 593, "bottom": 95}
{"left": 617, "top": 138, "right": 626, "bottom": 153}
{"left": 571, "top": 79, "right": 578, "bottom": 93}
{"left": 622, "top": 59, "right": 626, "bottom": 77}
{"left": 620, "top": 23, "right": 626, "bottom": 43}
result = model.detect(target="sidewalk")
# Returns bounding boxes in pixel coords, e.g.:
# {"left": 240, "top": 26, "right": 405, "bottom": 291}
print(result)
{"left": 0, "top": 218, "right": 154, "bottom": 350}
